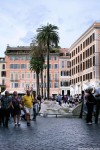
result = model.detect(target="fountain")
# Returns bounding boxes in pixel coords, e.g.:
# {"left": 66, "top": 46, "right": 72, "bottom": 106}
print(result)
{"left": 39, "top": 100, "right": 82, "bottom": 117}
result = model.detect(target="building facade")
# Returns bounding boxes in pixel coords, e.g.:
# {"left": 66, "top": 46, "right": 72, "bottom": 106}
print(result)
{"left": 69, "top": 22, "right": 100, "bottom": 96}
{"left": 0, "top": 57, "right": 6, "bottom": 92}
{"left": 5, "top": 46, "right": 70, "bottom": 97}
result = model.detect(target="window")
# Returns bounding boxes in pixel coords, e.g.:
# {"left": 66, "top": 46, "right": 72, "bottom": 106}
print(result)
{"left": 21, "top": 56, "right": 26, "bottom": 60}
{"left": 67, "top": 61, "right": 70, "bottom": 68}
{"left": 49, "top": 64, "right": 52, "bottom": 69}
{"left": 10, "top": 73, "right": 14, "bottom": 80}
{"left": 61, "top": 81, "right": 70, "bottom": 87}
{"left": 15, "top": 83, "right": 18, "bottom": 88}
{"left": 33, "top": 82, "right": 36, "bottom": 88}
{"left": 2, "top": 64, "right": 5, "bottom": 69}
{"left": 49, "top": 56, "right": 52, "bottom": 60}
{"left": 27, "top": 73, "right": 30, "bottom": 78}
{"left": 15, "top": 73, "right": 18, "bottom": 80}
{"left": 55, "top": 73, "right": 58, "bottom": 80}
{"left": 10, "top": 56, "right": 15, "bottom": 60}
{"left": 54, "top": 56, "right": 58, "bottom": 60}
{"left": 2, "top": 79, "right": 5, "bottom": 85}
{"left": 26, "top": 56, "right": 30, "bottom": 60}
{"left": 1, "top": 71, "right": 6, "bottom": 77}
{"left": 50, "top": 82, "right": 52, "bottom": 88}
{"left": 54, "top": 64, "right": 58, "bottom": 69}
{"left": 49, "top": 74, "right": 52, "bottom": 80}
{"left": 10, "top": 64, "right": 20, "bottom": 69}
{"left": 22, "top": 73, "right": 25, "bottom": 79}
{"left": 27, "top": 64, "right": 30, "bottom": 69}
{"left": 21, "top": 64, "right": 26, "bottom": 69}
{"left": 66, "top": 53, "right": 70, "bottom": 56}
{"left": 54, "top": 82, "right": 58, "bottom": 88}
{"left": 61, "top": 61, "right": 64, "bottom": 68}
{"left": 15, "top": 56, "right": 19, "bottom": 60}
{"left": 11, "top": 83, "right": 19, "bottom": 88}
{"left": 32, "top": 73, "right": 36, "bottom": 79}
{"left": 21, "top": 83, "right": 24, "bottom": 88}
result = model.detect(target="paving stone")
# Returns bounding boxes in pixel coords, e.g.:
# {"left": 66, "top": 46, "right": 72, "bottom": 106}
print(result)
{"left": 0, "top": 116, "right": 100, "bottom": 150}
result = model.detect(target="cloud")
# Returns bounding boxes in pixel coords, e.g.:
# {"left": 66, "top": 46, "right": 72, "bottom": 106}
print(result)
{"left": 0, "top": 0, "right": 100, "bottom": 56}
{"left": 20, "top": 31, "right": 35, "bottom": 44}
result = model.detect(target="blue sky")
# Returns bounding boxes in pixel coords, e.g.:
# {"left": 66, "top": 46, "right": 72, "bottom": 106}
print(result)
{"left": 0, "top": 0, "right": 100, "bottom": 56}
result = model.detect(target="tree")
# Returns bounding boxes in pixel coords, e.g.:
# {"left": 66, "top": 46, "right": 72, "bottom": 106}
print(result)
{"left": 37, "top": 23, "right": 59, "bottom": 99}
{"left": 30, "top": 43, "right": 45, "bottom": 96}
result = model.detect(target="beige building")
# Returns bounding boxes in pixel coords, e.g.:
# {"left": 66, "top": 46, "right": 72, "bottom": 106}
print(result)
{"left": 69, "top": 22, "right": 100, "bottom": 96}
{"left": 59, "top": 48, "right": 70, "bottom": 96}
{"left": 0, "top": 57, "right": 6, "bottom": 92}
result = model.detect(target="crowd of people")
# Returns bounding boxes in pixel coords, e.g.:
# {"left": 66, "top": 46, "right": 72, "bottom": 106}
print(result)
{"left": 0, "top": 90, "right": 41, "bottom": 128}
{"left": 0, "top": 87, "right": 100, "bottom": 128}
{"left": 79, "top": 87, "right": 100, "bottom": 124}
{"left": 55, "top": 87, "right": 100, "bottom": 125}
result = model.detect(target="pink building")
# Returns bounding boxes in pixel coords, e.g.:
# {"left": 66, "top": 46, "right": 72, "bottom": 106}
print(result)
{"left": 5, "top": 46, "right": 70, "bottom": 97}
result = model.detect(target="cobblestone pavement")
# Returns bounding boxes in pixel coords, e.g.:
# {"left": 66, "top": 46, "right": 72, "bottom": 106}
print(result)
{"left": 0, "top": 116, "right": 100, "bottom": 150}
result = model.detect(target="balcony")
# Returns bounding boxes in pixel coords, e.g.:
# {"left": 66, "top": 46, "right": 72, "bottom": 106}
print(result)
{"left": 10, "top": 79, "right": 19, "bottom": 82}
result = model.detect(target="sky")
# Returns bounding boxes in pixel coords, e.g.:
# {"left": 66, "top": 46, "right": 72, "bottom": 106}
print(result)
{"left": 0, "top": 0, "right": 100, "bottom": 57}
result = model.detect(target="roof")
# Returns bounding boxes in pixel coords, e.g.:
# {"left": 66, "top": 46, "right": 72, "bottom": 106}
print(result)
{"left": 6, "top": 46, "right": 30, "bottom": 51}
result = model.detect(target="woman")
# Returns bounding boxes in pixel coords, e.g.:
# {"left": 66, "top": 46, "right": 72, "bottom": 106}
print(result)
{"left": 1, "top": 91, "right": 12, "bottom": 128}
{"left": 12, "top": 91, "right": 22, "bottom": 126}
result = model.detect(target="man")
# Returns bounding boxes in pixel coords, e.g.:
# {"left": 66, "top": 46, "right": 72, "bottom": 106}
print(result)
{"left": 85, "top": 87, "right": 95, "bottom": 124}
{"left": 57, "top": 94, "right": 62, "bottom": 105}
{"left": 0, "top": 92, "right": 2, "bottom": 125}
{"left": 22, "top": 90, "right": 33, "bottom": 126}
{"left": 0, "top": 91, "right": 12, "bottom": 128}
{"left": 94, "top": 88, "right": 100, "bottom": 124}
{"left": 79, "top": 91, "right": 85, "bottom": 118}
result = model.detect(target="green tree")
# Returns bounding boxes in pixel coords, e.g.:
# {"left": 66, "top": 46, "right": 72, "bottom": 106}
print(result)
{"left": 37, "top": 23, "right": 59, "bottom": 99}
{"left": 30, "top": 43, "right": 45, "bottom": 96}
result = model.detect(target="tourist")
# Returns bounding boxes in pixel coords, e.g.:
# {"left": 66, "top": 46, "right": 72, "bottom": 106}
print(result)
{"left": 12, "top": 91, "right": 22, "bottom": 126}
{"left": 22, "top": 90, "right": 33, "bottom": 126}
{"left": 0, "top": 92, "right": 2, "bottom": 125}
{"left": 79, "top": 91, "right": 85, "bottom": 118}
{"left": 94, "top": 88, "right": 100, "bottom": 124}
{"left": 0, "top": 91, "right": 12, "bottom": 128}
{"left": 57, "top": 94, "right": 62, "bottom": 105}
{"left": 33, "top": 97, "right": 39, "bottom": 121}
{"left": 63, "top": 95, "right": 68, "bottom": 104}
{"left": 85, "top": 87, "right": 96, "bottom": 124}
{"left": 37, "top": 94, "right": 42, "bottom": 111}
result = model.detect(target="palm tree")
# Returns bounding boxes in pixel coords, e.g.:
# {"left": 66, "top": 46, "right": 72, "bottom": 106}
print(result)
{"left": 37, "top": 23, "right": 59, "bottom": 99}
{"left": 30, "top": 43, "right": 45, "bottom": 96}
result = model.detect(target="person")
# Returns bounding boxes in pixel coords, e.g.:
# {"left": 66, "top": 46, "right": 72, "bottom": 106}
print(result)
{"left": 94, "top": 88, "right": 100, "bottom": 124}
{"left": 22, "top": 90, "right": 33, "bottom": 126}
{"left": 57, "top": 94, "right": 62, "bottom": 105}
{"left": 85, "top": 87, "right": 96, "bottom": 124}
{"left": 0, "top": 91, "right": 12, "bottom": 128}
{"left": 79, "top": 91, "right": 85, "bottom": 118}
{"left": 11, "top": 91, "right": 22, "bottom": 126}
{"left": 37, "top": 94, "right": 42, "bottom": 112}
{"left": 33, "top": 97, "right": 39, "bottom": 121}
{"left": 0, "top": 92, "right": 2, "bottom": 125}
{"left": 63, "top": 95, "right": 68, "bottom": 104}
